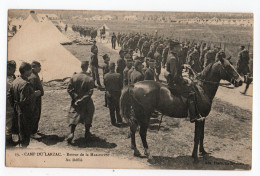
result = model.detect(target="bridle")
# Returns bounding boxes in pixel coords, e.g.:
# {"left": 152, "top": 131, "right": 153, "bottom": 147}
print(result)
{"left": 186, "top": 62, "right": 236, "bottom": 87}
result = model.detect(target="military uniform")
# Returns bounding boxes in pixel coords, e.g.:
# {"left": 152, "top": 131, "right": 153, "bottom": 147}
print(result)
{"left": 154, "top": 51, "right": 162, "bottom": 80}
{"left": 90, "top": 53, "right": 101, "bottom": 87}
{"left": 162, "top": 46, "right": 169, "bottom": 67}
{"left": 116, "top": 56, "right": 126, "bottom": 76}
{"left": 104, "top": 70, "right": 123, "bottom": 125}
{"left": 127, "top": 67, "right": 135, "bottom": 85}
{"left": 91, "top": 44, "right": 98, "bottom": 54}
{"left": 187, "top": 49, "right": 201, "bottom": 73}
{"left": 6, "top": 75, "right": 16, "bottom": 142}
{"left": 204, "top": 49, "right": 217, "bottom": 68}
{"left": 8, "top": 75, "right": 36, "bottom": 147}
{"left": 111, "top": 33, "right": 117, "bottom": 49}
{"left": 67, "top": 72, "right": 95, "bottom": 128}
{"left": 237, "top": 49, "right": 250, "bottom": 76}
{"left": 123, "top": 66, "right": 131, "bottom": 86}
{"left": 141, "top": 41, "right": 150, "bottom": 57}
{"left": 28, "top": 70, "right": 44, "bottom": 134}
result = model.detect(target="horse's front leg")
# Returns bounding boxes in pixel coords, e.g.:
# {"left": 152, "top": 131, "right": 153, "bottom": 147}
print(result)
{"left": 192, "top": 121, "right": 201, "bottom": 163}
{"left": 199, "top": 119, "right": 209, "bottom": 156}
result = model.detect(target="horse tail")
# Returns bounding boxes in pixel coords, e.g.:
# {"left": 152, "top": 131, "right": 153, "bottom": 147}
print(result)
{"left": 120, "top": 85, "right": 134, "bottom": 123}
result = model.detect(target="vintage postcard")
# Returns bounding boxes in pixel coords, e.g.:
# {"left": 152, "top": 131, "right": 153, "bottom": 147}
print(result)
{"left": 6, "top": 9, "right": 253, "bottom": 170}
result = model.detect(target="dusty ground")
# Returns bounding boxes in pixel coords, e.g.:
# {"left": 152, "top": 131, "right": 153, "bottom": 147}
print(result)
{"left": 7, "top": 41, "right": 252, "bottom": 170}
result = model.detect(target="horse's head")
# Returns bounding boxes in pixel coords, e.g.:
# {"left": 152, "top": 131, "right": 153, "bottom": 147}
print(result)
{"left": 218, "top": 57, "right": 243, "bottom": 87}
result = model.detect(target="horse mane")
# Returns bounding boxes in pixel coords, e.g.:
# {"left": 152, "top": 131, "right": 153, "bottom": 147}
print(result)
{"left": 199, "top": 63, "right": 215, "bottom": 79}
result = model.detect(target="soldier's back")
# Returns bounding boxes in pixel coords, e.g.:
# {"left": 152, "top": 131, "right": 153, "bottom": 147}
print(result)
{"left": 104, "top": 72, "right": 122, "bottom": 91}
{"left": 131, "top": 69, "right": 144, "bottom": 83}
{"left": 70, "top": 72, "right": 94, "bottom": 96}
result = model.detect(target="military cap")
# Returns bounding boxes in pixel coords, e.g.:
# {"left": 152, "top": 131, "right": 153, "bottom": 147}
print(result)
{"left": 81, "top": 61, "right": 89, "bottom": 67}
{"left": 31, "top": 61, "right": 41, "bottom": 68}
{"left": 109, "top": 62, "right": 116, "bottom": 69}
{"left": 240, "top": 45, "right": 245, "bottom": 49}
{"left": 7, "top": 60, "right": 16, "bottom": 67}
{"left": 134, "top": 60, "right": 142, "bottom": 68}
{"left": 93, "top": 40, "right": 96, "bottom": 43}
{"left": 19, "top": 62, "right": 32, "bottom": 74}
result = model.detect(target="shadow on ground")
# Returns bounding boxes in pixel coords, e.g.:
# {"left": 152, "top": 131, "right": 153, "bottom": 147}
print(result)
{"left": 36, "top": 133, "right": 65, "bottom": 146}
{"left": 71, "top": 135, "right": 117, "bottom": 149}
{"left": 148, "top": 155, "right": 251, "bottom": 170}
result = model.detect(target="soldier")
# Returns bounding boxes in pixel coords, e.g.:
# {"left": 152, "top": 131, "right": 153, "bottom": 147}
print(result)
{"left": 237, "top": 45, "right": 250, "bottom": 76}
{"left": 6, "top": 60, "right": 16, "bottom": 146}
{"left": 104, "top": 62, "right": 123, "bottom": 126}
{"left": 90, "top": 47, "right": 102, "bottom": 88}
{"left": 130, "top": 60, "right": 144, "bottom": 84}
{"left": 187, "top": 47, "right": 201, "bottom": 73}
{"left": 127, "top": 37, "right": 135, "bottom": 51}
{"left": 117, "top": 32, "right": 121, "bottom": 47}
{"left": 111, "top": 32, "right": 117, "bottom": 49}
{"left": 123, "top": 58, "right": 133, "bottom": 87}
{"left": 166, "top": 41, "right": 202, "bottom": 123}
{"left": 102, "top": 54, "right": 110, "bottom": 107}
{"left": 116, "top": 50, "right": 126, "bottom": 77}
{"left": 203, "top": 47, "right": 218, "bottom": 68}
{"left": 141, "top": 40, "right": 150, "bottom": 57}
{"left": 67, "top": 61, "right": 95, "bottom": 143}
{"left": 154, "top": 44, "right": 163, "bottom": 81}
{"left": 91, "top": 40, "right": 98, "bottom": 54}
{"left": 144, "top": 58, "right": 156, "bottom": 80}
{"left": 8, "top": 62, "right": 42, "bottom": 147}
{"left": 162, "top": 41, "right": 170, "bottom": 68}
{"left": 200, "top": 46, "right": 210, "bottom": 68}
{"left": 28, "top": 61, "right": 44, "bottom": 139}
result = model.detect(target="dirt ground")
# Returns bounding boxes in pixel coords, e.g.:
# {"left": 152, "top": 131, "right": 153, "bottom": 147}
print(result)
{"left": 6, "top": 40, "right": 252, "bottom": 170}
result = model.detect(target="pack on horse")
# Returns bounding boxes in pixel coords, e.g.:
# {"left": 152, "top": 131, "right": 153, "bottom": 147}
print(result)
{"left": 120, "top": 52, "right": 243, "bottom": 163}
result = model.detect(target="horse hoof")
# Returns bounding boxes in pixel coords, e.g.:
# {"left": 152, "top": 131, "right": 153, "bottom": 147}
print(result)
{"left": 199, "top": 151, "right": 210, "bottom": 156}
{"left": 134, "top": 149, "right": 141, "bottom": 157}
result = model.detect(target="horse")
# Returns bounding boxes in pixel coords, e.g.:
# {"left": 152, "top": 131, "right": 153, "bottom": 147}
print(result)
{"left": 120, "top": 56, "right": 243, "bottom": 163}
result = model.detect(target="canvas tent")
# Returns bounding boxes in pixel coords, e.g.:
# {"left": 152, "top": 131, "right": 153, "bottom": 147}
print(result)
{"left": 8, "top": 12, "right": 81, "bottom": 82}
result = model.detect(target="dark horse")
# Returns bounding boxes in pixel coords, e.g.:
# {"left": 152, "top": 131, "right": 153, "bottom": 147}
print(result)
{"left": 120, "top": 57, "right": 243, "bottom": 163}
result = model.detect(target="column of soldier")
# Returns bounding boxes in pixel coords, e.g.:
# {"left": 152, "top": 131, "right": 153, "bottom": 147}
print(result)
{"left": 6, "top": 31, "right": 251, "bottom": 147}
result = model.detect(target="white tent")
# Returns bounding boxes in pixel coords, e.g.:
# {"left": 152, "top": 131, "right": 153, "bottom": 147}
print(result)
{"left": 8, "top": 12, "right": 81, "bottom": 82}
{"left": 21, "top": 12, "right": 72, "bottom": 45}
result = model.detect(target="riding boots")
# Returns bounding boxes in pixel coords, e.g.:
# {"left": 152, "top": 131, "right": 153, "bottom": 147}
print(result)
{"left": 188, "top": 92, "right": 202, "bottom": 123}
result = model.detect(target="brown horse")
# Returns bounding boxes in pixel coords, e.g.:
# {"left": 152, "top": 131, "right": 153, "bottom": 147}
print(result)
{"left": 120, "top": 57, "right": 243, "bottom": 163}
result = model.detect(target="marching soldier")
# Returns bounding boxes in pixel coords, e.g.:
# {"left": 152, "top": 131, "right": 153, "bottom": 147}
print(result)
{"left": 67, "top": 61, "right": 95, "bottom": 143}
{"left": 187, "top": 47, "right": 201, "bottom": 73}
{"left": 144, "top": 58, "right": 156, "bottom": 80}
{"left": 123, "top": 58, "right": 133, "bottom": 87}
{"left": 6, "top": 60, "right": 17, "bottom": 146}
{"left": 130, "top": 60, "right": 144, "bottom": 84}
{"left": 104, "top": 62, "right": 123, "bottom": 126}
{"left": 8, "top": 62, "right": 42, "bottom": 147}
{"left": 141, "top": 40, "right": 150, "bottom": 57}
{"left": 28, "top": 61, "right": 44, "bottom": 139}
{"left": 111, "top": 32, "right": 117, "bottom": 49}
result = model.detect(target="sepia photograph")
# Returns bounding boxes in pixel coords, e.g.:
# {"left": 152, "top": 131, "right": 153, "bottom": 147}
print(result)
{"left": 5, "top": 8, "right": 253, "bottom": 170}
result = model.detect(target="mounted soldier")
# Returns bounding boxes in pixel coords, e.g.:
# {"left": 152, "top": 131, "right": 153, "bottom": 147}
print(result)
{"left": 166, "top": 40, "right": 202, "bottom": 123}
